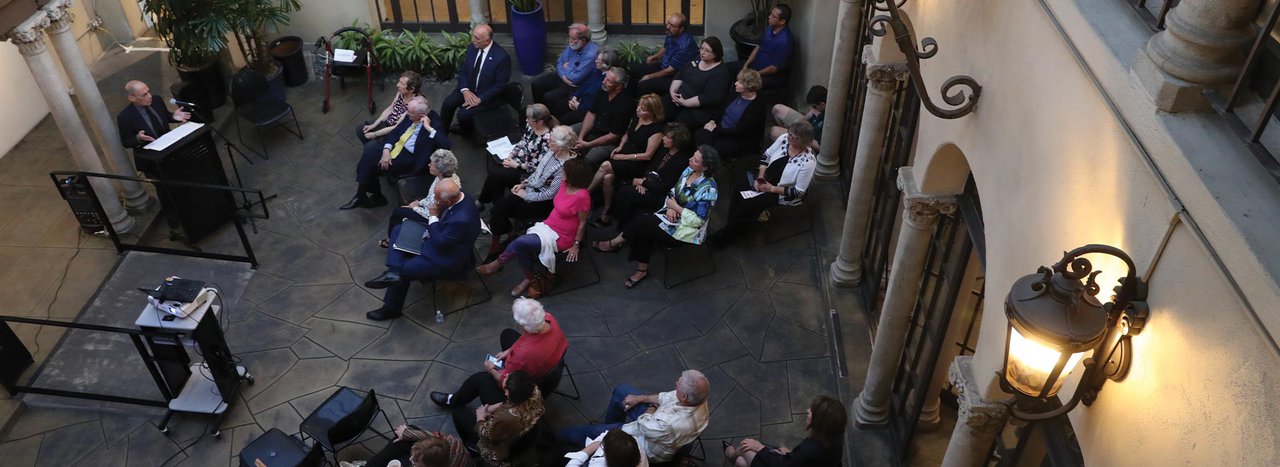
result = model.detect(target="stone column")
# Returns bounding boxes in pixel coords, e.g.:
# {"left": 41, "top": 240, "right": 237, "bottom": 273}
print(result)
{"left": 1132, "top": 0, "right": 1260, "bottom": 112}
{"left": 940, "top": 356, "right": 1012, "bottom": 467}
{"left": 587, "top": 0, "right": 607, "bottom": 44}
{"left": 815, "top": 0, "right": 862, "bottom": 177}
{"left": 854, "top": 167, "right": 954, "bottom": 427}
{"left": 830, "top": 47, "right": 908, "bottom": 287}
{"left": 469, "top": 0, "right": 490, "bottom": 26}
{"left": 44, "top": 1, "right": 152, "bottom": 214}
{"left": 3, "top": 14, "right": 135, "bottom": 234}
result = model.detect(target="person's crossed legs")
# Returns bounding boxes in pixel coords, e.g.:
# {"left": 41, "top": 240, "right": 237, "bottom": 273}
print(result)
{"left": 556, "top": 383, "right": 651, "bottom": 447}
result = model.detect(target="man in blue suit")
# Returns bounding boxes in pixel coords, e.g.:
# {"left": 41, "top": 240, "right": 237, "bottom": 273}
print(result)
{"left": 364, "top": 179, "right": 481, "bottom": 320}
{"left": 341, "top": 96, "right": 451, "bottom": 210}
{"left": 440, "top": 24, "right": 512, "bottom": 134}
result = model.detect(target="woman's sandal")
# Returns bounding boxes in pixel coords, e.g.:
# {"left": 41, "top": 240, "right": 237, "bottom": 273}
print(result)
{"left": 624, "top": 269, "right": 649, "bottom": 289}
{"left": 378, "top": 238, "right": 389, "bottom": 249}
{"left": 593, "top": 239, "right": 621, "bottom": 253}
{"left": 476, "top": 261, "right": 503, "bottom": 275}
{"left": 510, "top": 278, "right": 532, "bottom": 297}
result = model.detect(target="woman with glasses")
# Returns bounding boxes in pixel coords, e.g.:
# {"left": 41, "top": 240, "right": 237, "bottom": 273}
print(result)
{"left": 478, "top": 104, "right": 558, "bottom": 211}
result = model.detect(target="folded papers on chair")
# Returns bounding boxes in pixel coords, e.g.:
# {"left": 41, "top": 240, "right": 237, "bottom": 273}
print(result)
{"left": 392, "top": 220, "right": 428, "bottom": 255}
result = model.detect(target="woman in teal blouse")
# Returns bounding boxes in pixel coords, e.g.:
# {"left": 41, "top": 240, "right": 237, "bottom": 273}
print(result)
{"left": 592, "top": 145, "right": 719, "bottom": 288}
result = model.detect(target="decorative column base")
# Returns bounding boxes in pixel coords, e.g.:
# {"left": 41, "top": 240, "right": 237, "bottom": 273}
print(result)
{"left": 830, "top": 260, "right": 863, "bottom": 288}
{"left": 1131, "top": 49, "right": 1212, "bottom": 113}
{"left": 940, "top": 356, "right": 1011, "bottom": 467}
{"left": 1131, "top": 0, "right": 1256, "bottom": 112}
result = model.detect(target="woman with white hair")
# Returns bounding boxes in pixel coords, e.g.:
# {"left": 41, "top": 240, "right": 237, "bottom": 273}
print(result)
{"left": 430, "top": 298, "right": 568, "bottom": 409}
{"left": 379, "top": 149, "right": 461, "bottom": 249}
{"left": 486, "top": 125, "right": 580, "bottom": 260}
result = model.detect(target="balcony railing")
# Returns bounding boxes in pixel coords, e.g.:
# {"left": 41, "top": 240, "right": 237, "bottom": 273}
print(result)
{"left": 376, "top": 0, "right": 704, "bottom": 35}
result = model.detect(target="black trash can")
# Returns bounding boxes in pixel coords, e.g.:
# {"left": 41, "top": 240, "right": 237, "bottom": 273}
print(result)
{"left": 270, "top": 36, "right": 308, "bottom": 87}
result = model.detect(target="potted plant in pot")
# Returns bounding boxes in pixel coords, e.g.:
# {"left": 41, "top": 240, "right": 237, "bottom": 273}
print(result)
{"left": 508, "top": 0, "right": 546, "bottom": 76}
{"left": 729, "top": 0, "right": 775, "bottom": 60}
{"left": 200, "top": 0, "right": 302, "bottom": 101}
{"left": 140, "top": 0, "right": 228, "bottom": 109}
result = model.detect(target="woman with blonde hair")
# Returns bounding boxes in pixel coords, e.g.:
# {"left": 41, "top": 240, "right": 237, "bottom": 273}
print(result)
{"left": 587, "top": 93, "right": 665, "bottom": 226}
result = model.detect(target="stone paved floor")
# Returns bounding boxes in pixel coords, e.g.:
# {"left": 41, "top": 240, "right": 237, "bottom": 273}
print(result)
{"left": 0, "top": 43, "right": 927, "bottom": 466}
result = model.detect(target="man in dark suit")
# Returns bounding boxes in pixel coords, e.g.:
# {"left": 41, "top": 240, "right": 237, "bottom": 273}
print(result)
{"left": 341, "top": 96, "right": 451, "bottom": 210}
{"left": 364, "top": 179, "right": 481, "bottom": 320}
{"left": 440, "top": 23, "right": 512, "bottom": 134}
{"left": 116, "top": 80, "right": 191, "bottom": 171}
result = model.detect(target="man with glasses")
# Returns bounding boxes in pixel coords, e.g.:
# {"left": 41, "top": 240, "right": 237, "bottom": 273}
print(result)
{"left": 342, "top": 96, "right": 451, "bottom": 210}
{"left": 441, "top": 24, "right": 512, "bottom": 135}
{"left": 631, "top": 13, "right": 698, "bottom": 96}
{"left": 736, "top": 3, "right": 795, "bottom": 90}
{"left": 533, "top": 23, "right": 599, "bottom": 106}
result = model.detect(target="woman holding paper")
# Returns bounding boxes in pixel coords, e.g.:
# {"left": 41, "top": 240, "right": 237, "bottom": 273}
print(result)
{"left": 708, "top": 120, "right": 816, "bottom": 247}
{"left": 592, "top": 145, "right": 719, "bottom": 288}
{"left": 478, "top": 104, "right": 558, "bottom": 210}
{"left": 379, "top": 149, "right": 460, "bottom": 249}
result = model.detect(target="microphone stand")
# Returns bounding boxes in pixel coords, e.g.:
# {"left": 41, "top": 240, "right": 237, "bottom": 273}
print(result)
{"left": 190, "top": 105, "right": 277, "bottom": 234}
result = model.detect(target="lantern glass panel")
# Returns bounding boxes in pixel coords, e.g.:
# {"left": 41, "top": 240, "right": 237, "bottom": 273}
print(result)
{"left": 1006, "top": 327, "right": 1086, "bottom": 397}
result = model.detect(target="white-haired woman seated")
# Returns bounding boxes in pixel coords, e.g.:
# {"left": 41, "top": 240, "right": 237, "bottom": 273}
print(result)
{"left": 380, "top": 149, "right": 461, "bottom": 249}
{"left": 429, "top": 298, "right": 568, "bottom": 408}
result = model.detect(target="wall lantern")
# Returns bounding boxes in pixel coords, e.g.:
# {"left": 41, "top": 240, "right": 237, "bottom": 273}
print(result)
{"left": 1001, "top": 245, "right": 1149, "bottom": 420}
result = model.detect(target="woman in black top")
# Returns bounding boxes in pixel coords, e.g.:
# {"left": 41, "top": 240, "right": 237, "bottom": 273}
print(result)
{"left": 588, "top": 93, "right": 665, "bottom": 225}
{"left": 610, "top": 122, "right": 693, "bottom": 224}
{"left": 667, "top": 37, "right": 733, "bottom": 128}
{"left": 697, "top": 68, "right": 770, "bottom": 162}
{"left": 724, "top": 395, "right": 846, "bottom": 467}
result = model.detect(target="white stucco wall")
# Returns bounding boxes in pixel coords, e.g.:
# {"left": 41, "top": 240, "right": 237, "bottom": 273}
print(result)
{"left": 897, "top": 0, "right": 1280, "bottom": 463}
{"left": 0, "top": 43, "right": 50, "bottom": 159}
{"left": 288, "top": 0, "right": 376, "bottom": 44}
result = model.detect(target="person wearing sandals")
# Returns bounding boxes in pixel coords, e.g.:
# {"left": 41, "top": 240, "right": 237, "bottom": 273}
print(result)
{"left": 357, "top": 71, "right": 422, "bottom": 144}
{"left": 587, "top": 93, "right": 666, "bottom": 226}
{"left": 380, "top": 149, "right": 460, "bottom": 249}
{"left": 564, "top": 429, "right": 648, "bottom": 467}
{"left": 476, "top": 158, "right": 593, "bottom": 297}
{"left": 723, "top": 395, "right": 846, "bottom": 467}
{"left": 708, "top": 120, "right": 816, "bottom": 247}
{"left": 478, "top": 104, "right": 557, "bottom": 212}
{"left": 341, "top": 424, "right": 469, "bottom": 467}
{"left": 486, "top": 126, "right": 579, "bottom": 259}
{"left": 593, "top": 146, "right": 719, "bottom": 288}
{"left": 610, "top": 122, "right": 693, "bottom": 226}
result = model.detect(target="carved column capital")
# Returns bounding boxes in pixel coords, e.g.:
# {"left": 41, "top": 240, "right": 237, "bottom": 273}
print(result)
{"left": 897, "top": 166, "right": 956, "bottom": 230}
{"left": 3, "top": 11, "right": 52, "bottom": 56}
{"left": 43, "top": 0, "right": 74, "bottom": 35}
{"left": 948, "top": 356, "right": 1012, "bottom": 434}
{"left": 863, "top": 46, "right": 909, "bottom": 92}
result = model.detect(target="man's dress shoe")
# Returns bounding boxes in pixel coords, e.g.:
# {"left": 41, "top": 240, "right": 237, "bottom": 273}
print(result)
{"left": 339, "top": 196, "right": 369, "bottom": 210}
{"left": 364, "top": 271, "right": 401, "bottom": 289}
{"left": 366, "top": 308, "right": 403, "bottom": 321}
{"left": 430, "top": 391, "right": 454, "bottom": 407}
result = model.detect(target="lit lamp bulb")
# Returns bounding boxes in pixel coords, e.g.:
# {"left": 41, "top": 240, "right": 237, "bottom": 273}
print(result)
{"left": 1006, "top": 327, "right": 1086, "bottom": 397}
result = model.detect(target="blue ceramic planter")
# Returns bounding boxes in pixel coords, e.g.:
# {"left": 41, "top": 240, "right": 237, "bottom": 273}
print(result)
{"left": 510, "top": 2, "right": 547, "bottom": 76}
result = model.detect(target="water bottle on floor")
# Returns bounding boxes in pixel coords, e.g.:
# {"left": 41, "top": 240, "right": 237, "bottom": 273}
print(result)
{"left": 435, "top": 309, "right": 445, "bottom": 323}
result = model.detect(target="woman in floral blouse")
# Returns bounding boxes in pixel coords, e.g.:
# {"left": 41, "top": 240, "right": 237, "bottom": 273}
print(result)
{"left": 593, "top": 145, "right": 720, "bottom": 288}
{"left": 452, "top": 371, "right": 545, "bottom": 467}
{"left": 478, "top": 104, "right": 558, "bottom": 210}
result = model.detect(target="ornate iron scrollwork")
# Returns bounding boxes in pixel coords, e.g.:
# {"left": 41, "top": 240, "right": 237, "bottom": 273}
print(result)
{"left": 870, "top": 0, "right": 982, "bottom": 119}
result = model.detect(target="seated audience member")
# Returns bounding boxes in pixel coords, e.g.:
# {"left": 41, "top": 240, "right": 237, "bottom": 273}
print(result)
{"left": 362, "top": 179, "right": 480, "bottom": 321}
{"left": 593, "top": 146, "right": 718, "bottom": 289}
{"left": 557, "top": 370, "right": 711, "bottom": 464}
{"left": 478, "top": 104, "right": 557, "bottom": 211}
{"left": 342, "top": 96, "right": 450, "bottom": 210}
{"left": 358, "top": 71, "right": 422, "bottom": 144}
{"left": 608, "top": 123, "right": 694, "bottom": 226}
{"left": 739, "top": 3, "right": 795, "bottom": 90}
{"left": 440, "top": 24, "right": 512, "bottom": 134}
{"left": 487, "top": 126, "right": 580, "bottom": 258}
{"left": 574, "top": 67, "right": 634, "bottom": 165}
{"left": 451, "top": 371, "right": 545, "bottom": 467}
{"left": 631, "top": 13, "right": 699, "bottom": 96}
{"left": 381, "top": 149, "right": 460, "bottom": 248}
{"left": 723, "top": 395, "right": 847, "bottom": 467}
{"left": 667, "top": 37, "right": 733, "bottom": 128}
{"left": 117, "top": 80, "right": 191, "bottom": 161}
{"left": 348, "top": 424, "right": 470, "bottom": 467}
{"left": 430, "top": 298, "right": 568, "bottom": 408}
{"left": 555, "top": 49, "right": 621, "bottom": 125}
{"left": 477, "top": 158, "right": 593, "bottom": 297}
{"left": 564, "top": 429, "right": 649, "bottom": 467}
{"left": 696, "top": 69, "right": 769, "bottom": 162}
{"left": 587, "top": 93, "right": 666, "bottom": 223}
{"left": 769, "top": 85, "right": 826, "bottom": 152}
{"left": 533, "top": 23, "right": 599, "bottom": 106}
{"left": 709, "top": 120, "right": 815, "bottom": 247}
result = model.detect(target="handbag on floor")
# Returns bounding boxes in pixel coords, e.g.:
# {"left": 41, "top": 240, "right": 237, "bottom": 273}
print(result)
{"left": 525, "top": 272, "right": 557, "bottom": 298}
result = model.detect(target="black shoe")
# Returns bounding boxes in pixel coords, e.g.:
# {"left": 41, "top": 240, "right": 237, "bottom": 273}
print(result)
{"left": 339, "top": 196, "right": 369, "bottom": 210}
{"left": 430, "top": 391, "right": 454, "bottom": 408}
{"left": 364, "top": 270, "right": 401, "bottom": 289}
{"left": 365, "top": 308, "right": 403, "bottom": 321}
{"left": 367, "top": 194, "right": 388, "bottom": 208}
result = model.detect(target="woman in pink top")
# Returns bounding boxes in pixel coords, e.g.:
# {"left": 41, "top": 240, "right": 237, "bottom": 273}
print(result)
{"left": 478, "top": 157, "right": 593, "bottom": 296}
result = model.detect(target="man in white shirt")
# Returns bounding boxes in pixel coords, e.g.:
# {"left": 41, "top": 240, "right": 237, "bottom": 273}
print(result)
{"left": 558, "top": 370, "right": 710, "bottom": 463}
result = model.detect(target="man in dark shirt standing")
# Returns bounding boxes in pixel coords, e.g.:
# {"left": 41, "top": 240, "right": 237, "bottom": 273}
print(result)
{"left": 630, "top": 13, "right": 698, "bottom": 97}
{"left": 116, "top": 80, "right": 191, "bottom": 170}
{"left": 574, "top": 67, "right": 635, "bottom": 166}
{"left": 740, "top": 4, "right": 796, "bottom": 90}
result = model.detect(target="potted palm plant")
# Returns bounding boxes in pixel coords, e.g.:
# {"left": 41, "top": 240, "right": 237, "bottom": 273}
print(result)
{"left": 140, "top": 0, "right": 228, "bottom": 108}
{"left": 199, "top": 0, "right": 302, "bottom": 100}
{"left": 508, "top": 0, "right": 546, "bottom": 76}
{"left": 730, "top": 0, "right": 775, "bottom": 60}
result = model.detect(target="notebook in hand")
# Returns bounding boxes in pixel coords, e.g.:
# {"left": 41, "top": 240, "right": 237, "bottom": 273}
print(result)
{"left": 393, "top": 220, "right": 429, "bottom": 255}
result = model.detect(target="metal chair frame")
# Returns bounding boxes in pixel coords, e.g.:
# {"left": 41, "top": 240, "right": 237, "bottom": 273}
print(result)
{"left": 297, "top": 387, "right": 395, "bottom": 466}
{"left": 764, "top": 201, "right": 814, "bottom": 244}
{"left": 661, "top": 242, "right": 717, "bottom": 289}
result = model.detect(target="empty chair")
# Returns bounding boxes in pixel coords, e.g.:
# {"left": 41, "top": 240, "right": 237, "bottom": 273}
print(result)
{"left": 238, "top": 428, "right": 324, "bottom": 467}
{"left": 298, "top": 387, "right": 394, "bottom": 463}
{"left": 230, "top": 68, "right": 304, "bottom": 159}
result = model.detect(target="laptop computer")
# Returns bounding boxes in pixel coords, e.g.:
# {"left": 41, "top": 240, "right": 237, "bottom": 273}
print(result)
{"left": 392, "top": 220, "right": 429, "bottom": 256}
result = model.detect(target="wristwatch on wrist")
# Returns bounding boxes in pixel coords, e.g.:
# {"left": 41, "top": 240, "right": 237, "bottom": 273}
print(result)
{"left": 574, "top": 240, "right": 582, "bottom": 246}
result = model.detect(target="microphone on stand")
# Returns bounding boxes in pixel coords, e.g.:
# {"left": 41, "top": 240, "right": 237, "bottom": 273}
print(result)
{"left": 168, "top": 98, "right": 199, "bottom": 108}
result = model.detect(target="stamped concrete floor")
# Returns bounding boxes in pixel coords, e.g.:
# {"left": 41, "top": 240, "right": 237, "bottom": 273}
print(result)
{"left": 0, "top": 43, "right": 895, "bottom": 466}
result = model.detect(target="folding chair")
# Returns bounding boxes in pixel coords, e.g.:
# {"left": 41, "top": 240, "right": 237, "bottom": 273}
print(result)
{"left": 764, "top": 201, "right": 813, "bottom": 244}
{"left": 229, "top": 69, "right": 304, "bottom": 160}
{"left": 661, "top": 242, "right": 717, "bottom": 289}
{"left": 298, "top": 387, "right": 395, "bottom": 465}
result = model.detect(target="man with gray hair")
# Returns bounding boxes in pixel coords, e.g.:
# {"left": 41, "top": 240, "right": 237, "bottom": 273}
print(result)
{"left": 343, "top": 95, "right": 450, "bottom": 210}
{"left": 574, "top": 67, "right": 634, "bottom": 167}
{"left": 558, "top": 370, "right": 711, "bottom": 463}
{"left": 533, "top": 23, "right": 599, "bottom": 106}
{"left": 429, "top": 297, "right": 568, "bottom": 407}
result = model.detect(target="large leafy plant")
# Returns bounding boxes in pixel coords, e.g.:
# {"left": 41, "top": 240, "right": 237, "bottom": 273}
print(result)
{"left": 615, "top": 41, "right": 655, "bottom": 67}
{"left": 196, "top": 0, "right": 302, "bottom": 72}
{"left": 139, "top": 0, "right": 223, "bottom": 69}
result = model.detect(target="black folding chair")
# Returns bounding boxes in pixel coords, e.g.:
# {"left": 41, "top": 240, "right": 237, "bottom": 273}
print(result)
{"left": 238, "top": 428, "right": 324, "bottom": 467}
{"left": 764, "top": 201, "right": 813, "bottom": 244}
{"left": 230, "top": 69, "right": 304, "bottom": 160}
{"left": 537, "top": 353, "right": 581, "bottom": 400}
{"left": 661, "top": 242, "right": 717, "bottom": 289}
{"left": 298, "top": 387, "right": 394, "bottom": 464}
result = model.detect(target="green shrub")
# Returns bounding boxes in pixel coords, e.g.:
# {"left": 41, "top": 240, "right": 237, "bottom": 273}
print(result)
{"left": 615, "top": 41, "right": 655, "bottom": 67}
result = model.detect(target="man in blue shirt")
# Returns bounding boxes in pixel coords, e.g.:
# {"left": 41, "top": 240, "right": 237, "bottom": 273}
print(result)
{"left": 742, "top": 3, "right": 795, "bottom": 90}
{"left": 533, "top": 23, "right": 599, "bottom": 107}
{"left": 630, "top": 13, "right": 699, "bottom": 96}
